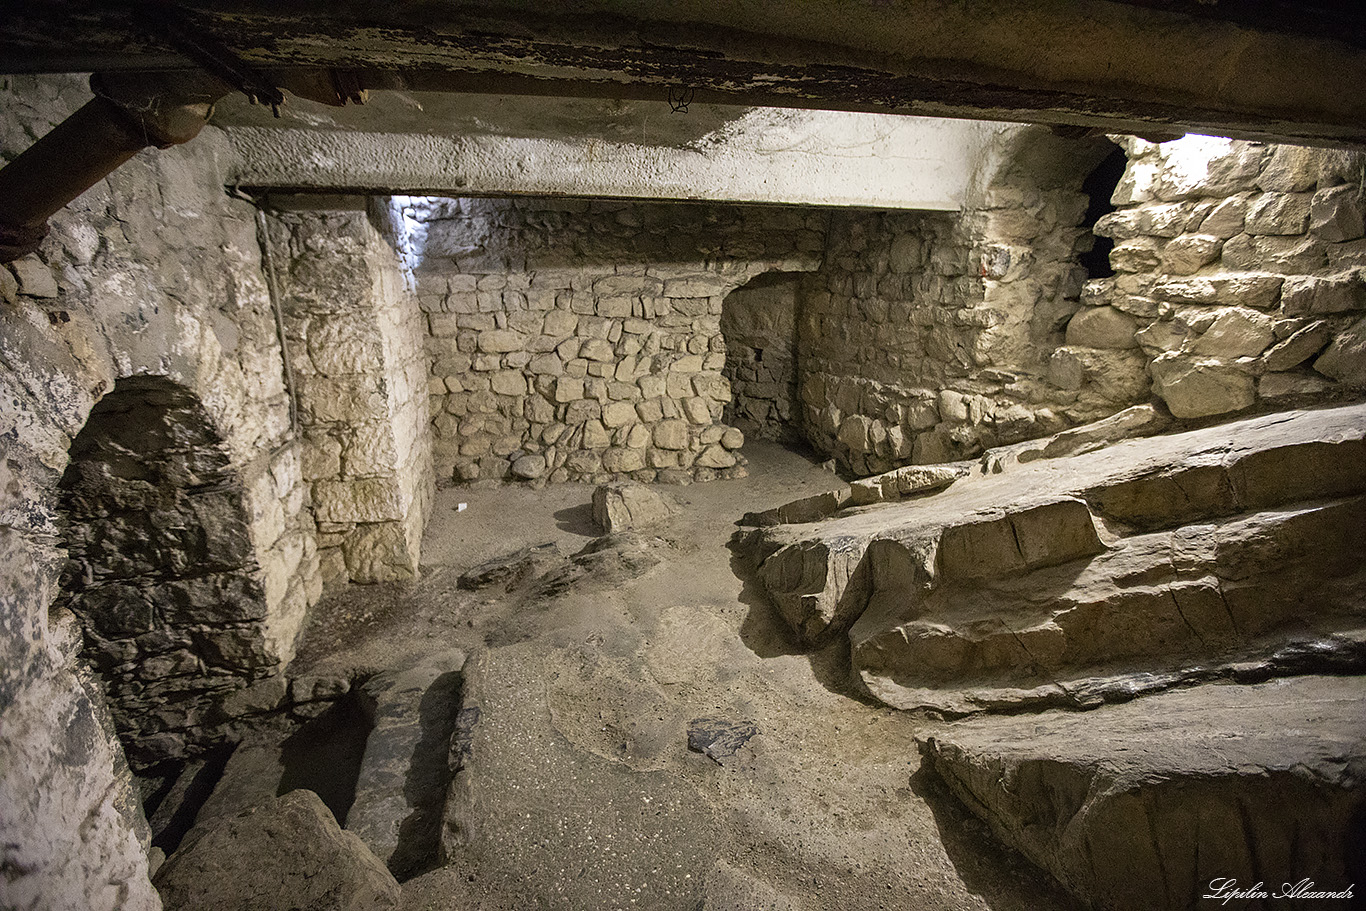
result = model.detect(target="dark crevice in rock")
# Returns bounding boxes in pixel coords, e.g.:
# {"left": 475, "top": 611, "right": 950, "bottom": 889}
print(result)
{"left": 278, "top": 690, "right": 375, "bottom": 827}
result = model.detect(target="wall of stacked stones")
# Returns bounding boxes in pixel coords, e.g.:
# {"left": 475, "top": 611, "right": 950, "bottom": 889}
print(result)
{"left": 719, "top": 272, "right": 804, "bottom": 441}
{"left": 1078, "top": 136, "right": 1366, "bottom": 418}
{"left": 0, "top": 75, "right": 318, "bottom": 910}
{"left": 797, "top": 128, "right": 1115, "bottom": 475}
{"left": 407, "top": 196, "right": 825, "bottom": 484}
{"left": 264, "top": 199, "right": 434, "bottom": 588}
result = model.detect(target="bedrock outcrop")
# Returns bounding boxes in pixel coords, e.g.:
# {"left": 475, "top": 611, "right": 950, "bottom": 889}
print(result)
{"left": 916, "top": 675, "right": 1366, "bottom": 911}
{"left": 746, "top": 403, "right": 1366, "bottom": 712}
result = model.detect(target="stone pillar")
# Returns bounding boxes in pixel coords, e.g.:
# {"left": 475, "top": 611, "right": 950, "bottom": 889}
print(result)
{"left": 266, "top": 196, "right": 434, "bottom": 586}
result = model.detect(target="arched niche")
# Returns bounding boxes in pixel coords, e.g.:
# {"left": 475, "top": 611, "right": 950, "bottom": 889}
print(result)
{"left": 720, "top": 271, "right": 805, "bottom": 442}
{"left": 57, "top": 375, "right": 270, "bottom": 771}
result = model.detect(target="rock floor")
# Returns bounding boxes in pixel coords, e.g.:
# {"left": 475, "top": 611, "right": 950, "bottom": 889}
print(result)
{"left": 287, "top": 441, "right": 1084, "bottom": 911}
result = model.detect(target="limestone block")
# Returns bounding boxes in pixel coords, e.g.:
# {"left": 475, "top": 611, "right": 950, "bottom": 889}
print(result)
{"left": 10, "top": 255, "right": 58, "bottom": 297}
{"left": 1190, "top": 308, "right": 1274, "bottom": 358}
{"left": 154, "top": 790, "right": 400, "bottom": 910}
{"left": 1258, "top": 371, "right": 1334, "bottom": 399}
{"left": 1091, "top": 210, "right": 1141, "bottom": 241}
{"left": 565, "top": 400, "right": 601, "bottom": 426}
{"left": 1140, "top": 202, "right": 1192, "bottom": 238}
{"left": 653, "top": 419, "right": 688, "bottom": 450}
{"left": 1313, "top": 316, "right": 1366, "bottom": 385}
{"left": 721, "top": 427, "right": 745, "bottom": 449}
{"left": 1197, "top": 194, "right": 1248, "bottom": 239}
{"left": 554, "top": 376, "right": 584, "bottom": 403}
{"left": 849, "top": 464, "right": 966, "bottom": 506}
{"left": 695, "top": 445, "right": 737, "bottom": 469}
{"left": 341, "top": 425, "right": 400, "bottom": 478}
{"left": 601, "top": 446, "right": 647, "bottom": 473}
{"left": 1150, "top": 356, "right": 1255, "bottom": 418}
{"left": 490, "top": 370, "right": 526, "bottom": 396}
{"left": 937, "top": 498, "right": 1104, "bottom": 582}
{"left": 1153, "top": 140, "right": 1264, "bottom": 200}
{"left": 580, "top": 337, "right": 615, "bottom": 361}
{"left": 683, "top": 396, "right": 712, "bottom": 424}
{"left": 602, "top": 400, "right": 636, "bottom": 428}
{"left": 1108, "top": 238, "right": 1162, "bottom": 272}
{"left": 625, "top": 424, "right": 652, "bottom": 449}
{"left": 307, "top": 313, "right": 383, "bottom": 376}
{"left": 1158, "top": 234, "right": 1221, "bottom": 274}
{"left": 349, "top": 651, "right": 465, "bottom": 879}
{"left": 916, "top": 677, "right": 1365, "bottom": 911}
{"left": 1280, "top": 273, "right": 1363, "bottom": 316}
{"left": 1151, "top": 274, "right": 1282, "bottom": 310}
{"left": 477, "top": 329, "right": 527, "bottom": 353}
{"left": 1256, "top": 144, "right": 1320, "bottom": 192}
{"left": 1309, "top": 184, "right": 1366, "bottom": 242}
{"left": 1064, "top": 306, "right": 1137, "bottom": 349}
{"left": 1245, "top": 191, "right": 1312, "bottom": 235}
{"left": 581, "top": 419, "right": 611, "bottom": 449}
{"left": 313, "top": 478, "right": 404, "bottom": 524}
{"left": 1262, "top": 320, "right": 1331, "bottom": 371}
{"left": 343, "top": 523, "right": 416, "bottom": 583}
{"left": 510, "top": 454, "right": 547, "bottom": 479}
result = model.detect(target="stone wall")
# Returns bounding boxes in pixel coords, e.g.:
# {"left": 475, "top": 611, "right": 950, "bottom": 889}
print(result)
{"left": 57, "top": 377, "right": 279, "bottom": 771}
{"left": 799, "top": 129, "right": 1118, "bottom": 474}
{"left": 720, "top": 272, "right": 803, "bottom": 441}
{"left": 0, "top": 75, "right": 318, "bottom": 910}
{"left": 265, "top": 198, "right": 434, "bottom": 586}
{"left": 1080, "top": 135, "right": 1366, "bottom": 418}
{"left": 408, "top": 197, "right": 824, "bottom": 483}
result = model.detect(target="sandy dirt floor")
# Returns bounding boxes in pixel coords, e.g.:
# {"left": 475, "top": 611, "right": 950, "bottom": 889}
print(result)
{"left": 288, "top": 441, "right": 1083, "bottom": 911}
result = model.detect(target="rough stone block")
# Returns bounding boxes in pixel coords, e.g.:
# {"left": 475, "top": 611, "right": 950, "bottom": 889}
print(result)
{"left": 1158, "top": 233, "right": 1221, "bottom": 274}
{"left": 10, "top": 255, "right": 58, "bottom": 297}
{"left": 1261, "top": 319, "right": 1331, "bottom": 371}
{"left": 155, "top": 789, "right": 400, "bottom": 910}
{"left": 1313, "top": 315, "right": 1366, "bottom": 385}
{"left": 592, "top": 482, "right": 671, "bottom": 532}
{"left": 653, "top": 419, "right": 688, "bottom": 450}
{"left": 1190, "top": 308, "right": 1274, "bottom": 358}
{"left": 1064, "top": 306, "right": 1138, "bottom": 349}
{"left": 1151, "top": 274, "right": 1282, "bottom": 310}
{"left": 477, "top": 329, "right": 527, "bottom": 353}
{"left": 1309, "top": 184, "right": 1366, "bottom": 242}
{"left": 916, "top": 677, "right": 1365, "bottom": 911}
{"left": 1149, "top": 356, "right": 1255, "bottom": 418}
{"left": 1280, "top": 273, "right": 1363, "bottom": 316}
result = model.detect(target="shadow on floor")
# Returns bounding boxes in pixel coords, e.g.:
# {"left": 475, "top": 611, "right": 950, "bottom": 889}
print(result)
{"left": 552, "top": 501, "right": 598, "bottom": 537}
{"left": 909, "top": 761, "right": 1088, "bottom": 911}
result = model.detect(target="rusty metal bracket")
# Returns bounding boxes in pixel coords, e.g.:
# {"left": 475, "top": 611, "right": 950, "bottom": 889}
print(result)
{"left": 132, "top": 2, "right": 286, "bottom": 115}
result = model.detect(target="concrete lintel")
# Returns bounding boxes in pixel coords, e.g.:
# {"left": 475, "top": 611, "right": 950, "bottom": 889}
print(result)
{"left": 226, "top": 109, "right": 1006, "bottom": 210}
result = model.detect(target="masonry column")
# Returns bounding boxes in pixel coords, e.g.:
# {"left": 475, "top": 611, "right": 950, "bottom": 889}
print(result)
{"left": 264, "top": 195, "right": 435, "bottom": 586}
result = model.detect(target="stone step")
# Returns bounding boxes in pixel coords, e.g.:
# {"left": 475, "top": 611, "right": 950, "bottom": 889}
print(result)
{"left": 854, "top": 498, "right": 1366, "bottom": 713}
{"left": 744, "top": 404, "right": 1366, "bottom": 711}
{"left": 916, "top": 675, "right": 1366, "bottom": 911}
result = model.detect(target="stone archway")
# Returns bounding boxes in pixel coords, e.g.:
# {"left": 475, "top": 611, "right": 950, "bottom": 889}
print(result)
{"left": 720, "top": 271, "right": 805, "bottom": 443}
{"left": 57, "top": 375, "right": 271, "bottom": 771}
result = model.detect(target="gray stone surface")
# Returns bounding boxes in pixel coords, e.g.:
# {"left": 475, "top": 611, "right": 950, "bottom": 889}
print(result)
{"left": 155, "top": 789, "right": 401, "bottom": 911}
{"left": 348, "top": 650, "right": 466, "bottom": 880}
{"left": 918, "top": 676, "right": 1366, "bottom": 911}
{"left": 592, "top": 481, "right": 674, "bottom": 532}
{"left": 747, "top": 404, "right": 1366, "bottom": 712}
